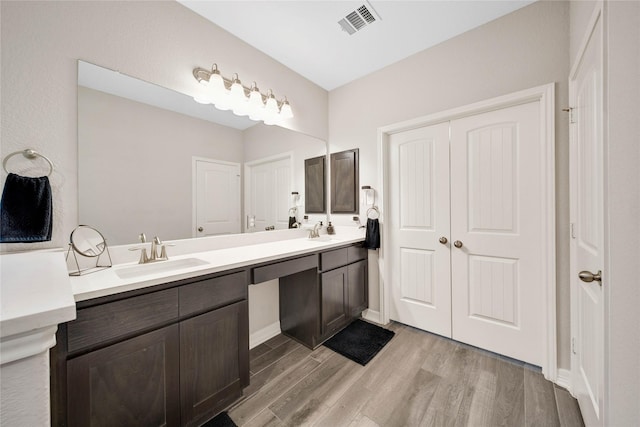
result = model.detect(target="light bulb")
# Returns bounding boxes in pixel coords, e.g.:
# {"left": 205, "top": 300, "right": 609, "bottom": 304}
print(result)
{"left": 209, "top": 69, "right": 224, "bottom": 92}
{"left": 229, "top": 75, "right": 248, "bottom": 116}
{"left": 262, "top": 91, "right": 280, "bottom": 124}
{"left": 280, "top": 98, "right": 293, "bottom": 119}
{"left": 208, "top": 69, "right": 227, "bottom": 106}
{"left": 247, "top": 85, "right": 264, "bottom": 121}
{"left": 193, "top": 95, "right": 211, "bottom": 104}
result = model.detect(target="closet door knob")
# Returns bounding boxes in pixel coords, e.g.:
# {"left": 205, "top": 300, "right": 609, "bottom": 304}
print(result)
{"left": 453, "top": 240, "right": 463, "bottom": 248}
{"left": 439, "top": 237, "right": 448, "bottom": 244}
{"left": 579, "top": 270, "right": 602, "bottom": 284}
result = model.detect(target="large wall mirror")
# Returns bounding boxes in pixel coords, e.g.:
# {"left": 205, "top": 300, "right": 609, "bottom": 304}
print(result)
{"left": 78, "top": 61, "right": 327, "bottom": 245}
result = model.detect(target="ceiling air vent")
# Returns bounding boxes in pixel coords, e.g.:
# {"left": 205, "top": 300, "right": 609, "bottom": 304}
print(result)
{"left": 338, "top": 2, "right": 380, "bottom": 35}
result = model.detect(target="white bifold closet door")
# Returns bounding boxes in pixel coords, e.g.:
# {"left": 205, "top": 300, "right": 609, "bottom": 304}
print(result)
{"left": 389, "top": 122, "right": 452, "bottom": 337}
{"left": 389, "top": 100, "right": 544, "bottom": 366}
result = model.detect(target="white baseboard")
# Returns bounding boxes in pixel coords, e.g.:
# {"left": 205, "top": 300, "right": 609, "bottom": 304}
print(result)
{"left": 249, "top": 321, "right": 281, "bottom": 349}
{"left": 362, "top": 309, "right": 382, "bottom": 324}
{"left": 556, "top": 368, "right": 572, "bottom": 393}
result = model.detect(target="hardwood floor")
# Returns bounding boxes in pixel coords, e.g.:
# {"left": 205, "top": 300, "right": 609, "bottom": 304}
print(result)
{"left": 227, "top": 322, "right": 584, "bottom": 427}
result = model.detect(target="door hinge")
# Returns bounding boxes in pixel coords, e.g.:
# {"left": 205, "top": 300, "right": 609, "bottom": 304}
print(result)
{"left": 563, "top": 107, "right": 576, "bottom": 124}
{"left": 572, "top": 337, "right": 577, "bottom": 355}
{"left": 570, "top": 222, "right": 576, "bottom": 239}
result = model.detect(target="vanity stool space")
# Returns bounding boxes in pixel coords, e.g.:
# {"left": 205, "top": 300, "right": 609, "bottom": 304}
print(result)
{"left": 50, "top": 241, "right": 368, "bottom": 427}
{"left": 276, "top": 244, "right": 368, "bottom": 349}
{"left": 51, "top": 269, "right": 250, "bottom": 427}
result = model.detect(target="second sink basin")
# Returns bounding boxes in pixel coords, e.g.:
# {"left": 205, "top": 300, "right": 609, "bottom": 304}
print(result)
{"left": 308, "top": 236, "right": 343, "bottom": 242}
{"left": 115, "top": 258, "right": 209, "bottom": 279}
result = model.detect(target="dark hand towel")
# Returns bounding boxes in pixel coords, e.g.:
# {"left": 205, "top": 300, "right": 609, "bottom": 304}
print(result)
{"left": 0, "top": 173, "right": 53, "bottom": 243}
{"left": 363, "top": 218, "right": 380, "bottom": 249}
{"left": 288, "top": 216, "right": 297, "bottom": 229}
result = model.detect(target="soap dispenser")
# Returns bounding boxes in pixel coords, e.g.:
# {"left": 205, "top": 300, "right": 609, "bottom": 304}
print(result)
{"left": 327, "top": 222, "right": 335, "bottom": 235}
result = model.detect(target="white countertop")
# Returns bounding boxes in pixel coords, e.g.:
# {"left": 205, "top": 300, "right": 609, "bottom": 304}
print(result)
{"left": 72, "top": 235, "right": 365, "bottom": 302}
{"left": 0, "top": 251, "right": 77, "bottom": 364}
{"left": 0, "top": 251, "right": 76, "bottom": 339}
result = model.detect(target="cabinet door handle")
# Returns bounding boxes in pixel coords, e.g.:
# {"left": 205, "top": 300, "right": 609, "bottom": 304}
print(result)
{"left": 453, "top": 240, "right": 463, "bottom": 248}
{"left": 197, "top": 227, "right": 203, "bottom": 232}
{"left": 439, "top": 237, "right": 448, "bottom": 244}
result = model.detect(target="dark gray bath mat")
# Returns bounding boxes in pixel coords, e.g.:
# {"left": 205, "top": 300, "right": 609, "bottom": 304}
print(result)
{"left": 201, "top": 411, "right": 237, "bottom": 427}
{"left": 323, "top": 319, "right": 395, "bottom": 366}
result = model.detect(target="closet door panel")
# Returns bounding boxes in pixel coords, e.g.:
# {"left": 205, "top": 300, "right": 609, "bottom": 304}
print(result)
{"left": 450, "top": 101, "right": 544, "bottom": 366}
{"left": 388, "top": 122, "right": 452, "bottom": 337}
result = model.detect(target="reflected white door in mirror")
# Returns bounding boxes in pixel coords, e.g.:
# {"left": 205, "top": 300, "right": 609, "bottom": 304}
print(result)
{"left": 193, "top": 158, "right": 240, "bottom": 237}
{"left": 245, "top": 154, "right": 292, "bottom": 232}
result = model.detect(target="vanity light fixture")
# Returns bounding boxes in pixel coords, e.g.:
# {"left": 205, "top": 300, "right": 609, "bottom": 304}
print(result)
{"left": 192, "top": 63, "right": 293, "bottom": 124}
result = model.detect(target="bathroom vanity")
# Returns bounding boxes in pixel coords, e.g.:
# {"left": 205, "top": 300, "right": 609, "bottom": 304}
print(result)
{"left": 50, "top": 237, "right": 368, "bottom": 427}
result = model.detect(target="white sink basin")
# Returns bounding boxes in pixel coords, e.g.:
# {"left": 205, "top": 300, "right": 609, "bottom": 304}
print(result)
{"left": 115, "top": 258, "right": 209, "bottom": 279}
{"left": 308, "top": 235, "right": 343, "bottom": 242}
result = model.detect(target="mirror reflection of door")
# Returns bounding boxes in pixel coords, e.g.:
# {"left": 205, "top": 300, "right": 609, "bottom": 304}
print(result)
{"left": 245, "top": 155, "right": 292, "bottom": 232}
{"left": 193, "top": 158, "right": 241, "bottom": 237}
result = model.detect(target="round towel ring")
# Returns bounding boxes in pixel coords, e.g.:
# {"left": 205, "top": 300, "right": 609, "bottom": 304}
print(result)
{"left": 2, "top": 149, "right": 54, "bottom": 177}
{"left": 367, "top": 206, "right": 380, "bottom": 219}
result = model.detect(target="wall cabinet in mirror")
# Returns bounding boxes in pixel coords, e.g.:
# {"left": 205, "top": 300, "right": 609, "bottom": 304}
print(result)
{"left": 304, "top": 155, "right": 326, "bottom": 213}
{"left": 330, "top": 148, "right": 359, "bottom": 214}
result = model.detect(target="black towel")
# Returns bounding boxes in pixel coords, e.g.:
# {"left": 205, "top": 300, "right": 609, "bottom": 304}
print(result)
{"left": 363, "top": 218, "right": 380, "bottom": 249}
{"left": 288, "top": 216, "right": 297, "bottom": 229}
{"left": 0, "top": 173, "right": 53, "bottom": 243}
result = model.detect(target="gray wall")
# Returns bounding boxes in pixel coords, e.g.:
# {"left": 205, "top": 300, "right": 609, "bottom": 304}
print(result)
{"left": 328, "top": 1, "right": 571, "bottom": 368}
{"left": 79, "top": 86, "right": 244, "bottom": 244}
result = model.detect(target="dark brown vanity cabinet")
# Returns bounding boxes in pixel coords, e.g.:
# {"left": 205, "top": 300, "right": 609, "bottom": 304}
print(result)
{"left": 347, "top": 258, "right": 368, "bottom": 316}
{"left": 320, "top": 266, "right": 348, "bottom": 336}
{"left": 180, "top": 301, "right": 248, "bottom": 426}
{"left": 320, "top": 245, "right": 368, "bottom": 339}
{"left": 52, "top": 270, "right": 249, "bottom": 427}
{"left": 279, "top": 243, "right": 368, "bottom": 348}
{"left": 66, "top": 324, "right": 181, "bottom": 427}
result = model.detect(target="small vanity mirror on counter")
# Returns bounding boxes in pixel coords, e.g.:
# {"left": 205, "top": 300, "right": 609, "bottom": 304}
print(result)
{"left": 66, "top": 225, "right": 112, "bottom": 276}
{"left": 77, "top": 61, "right": 328, "bottom": 245}
{"left": 330, "top": 148, "right": 359, "bottom": 214}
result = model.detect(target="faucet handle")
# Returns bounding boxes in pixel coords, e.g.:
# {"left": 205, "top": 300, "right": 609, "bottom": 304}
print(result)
{"left": 138, "top": 233, "right": 146, "bottom": 243}
{"left": 153, "top": 236, "right": 162, "bottom": 245}
{"left": 129, "top": 246, "right": 149, "bottom": 264}
{"left": 159, "top": 243, "right": 175, "bottom": 260}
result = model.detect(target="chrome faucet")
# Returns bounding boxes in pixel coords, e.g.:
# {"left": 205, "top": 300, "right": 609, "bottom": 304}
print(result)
{"left": 308, "top": 221, "right": 323, "bottom": 239}
{"left": 129, "top": 234, "right": 174, "bottom": 264}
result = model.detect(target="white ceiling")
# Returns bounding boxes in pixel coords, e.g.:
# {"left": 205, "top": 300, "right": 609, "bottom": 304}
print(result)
{"left": 178, "top": 0, "right": 536, "bottom": 91}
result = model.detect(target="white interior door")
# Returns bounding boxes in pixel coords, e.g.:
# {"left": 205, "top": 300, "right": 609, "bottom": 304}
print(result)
{"left": 194, "top": 159, "right": 240, "bottom": 237}
{"left": 388, "top": 122, "right": 452, "bottom": 337}
{"left": 246, "top": 156, "right": 291, "bottom": 232}
{"left": 570, "top": 8, "right": 604, "bottom": 427}
{"left": 450, "top": 101, "right": 544, "bottom": 366}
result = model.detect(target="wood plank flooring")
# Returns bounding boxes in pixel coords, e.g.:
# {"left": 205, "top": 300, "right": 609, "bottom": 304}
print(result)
{"left": 227, "top": 322, "right": 584, "bottom": 427}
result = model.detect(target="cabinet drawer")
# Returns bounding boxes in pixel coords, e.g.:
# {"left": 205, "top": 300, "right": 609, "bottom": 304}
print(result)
{"left": 320, "top": 248, "right": 348, "bottom": 272}
{"left": 348, "top": 245, "right": 367, "bottom": 263}
{"left": 67, "top": 288, "right": 179, "bottom": 353}
{"left": 252, "top": 254, "right": 317, "bottom": 284}
{"left": 179, "top": 271, "right": 247, "bottom": 316}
